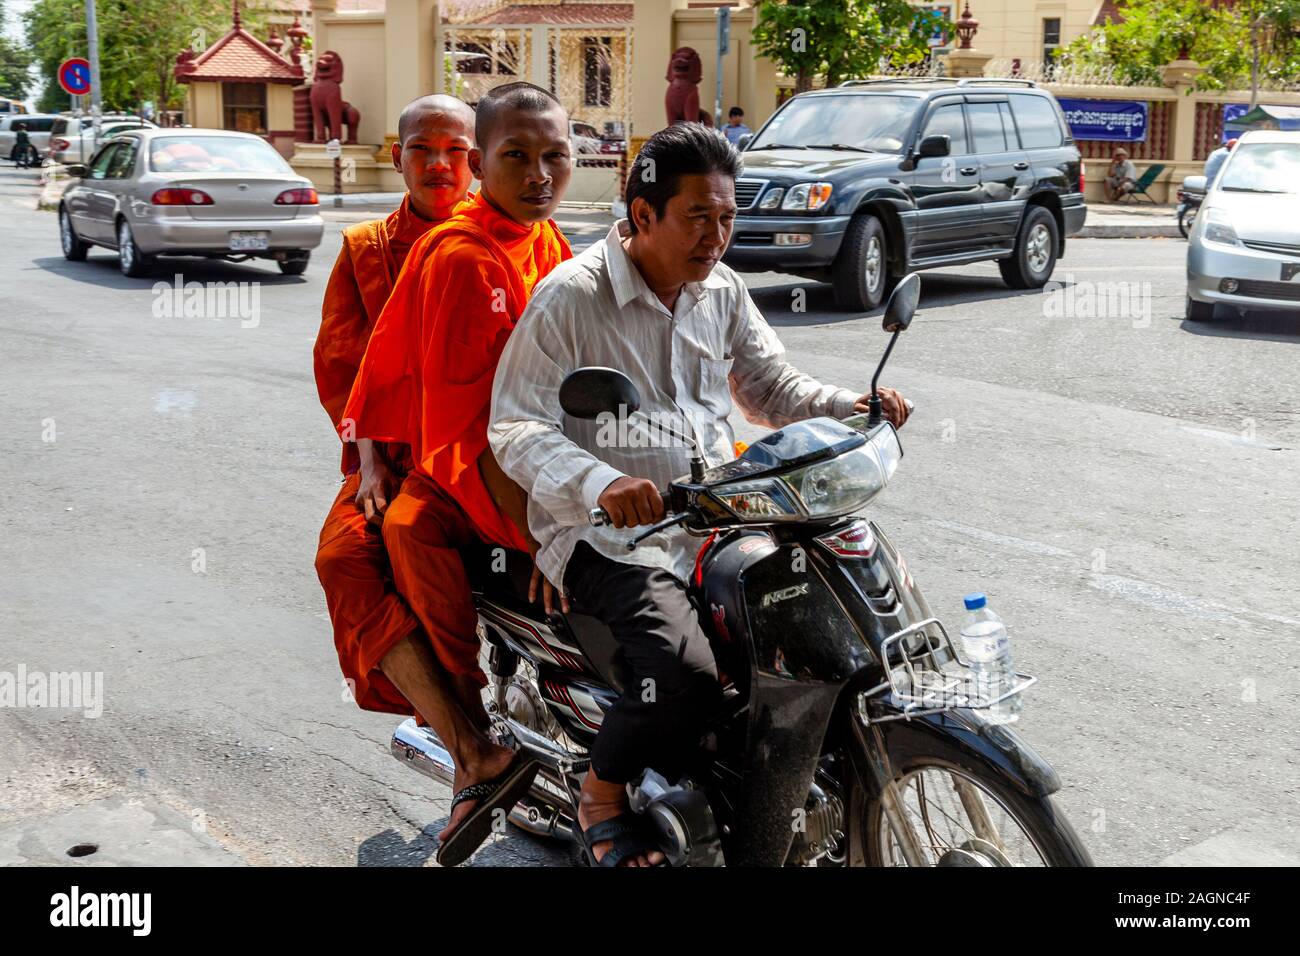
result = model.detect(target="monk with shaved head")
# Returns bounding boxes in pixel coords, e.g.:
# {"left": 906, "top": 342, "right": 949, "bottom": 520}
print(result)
{"left": 313, "top": 94, "right": 476, "bottom": 735}
{"left": 343, "top": 82, "right": 573, "bottom": 865}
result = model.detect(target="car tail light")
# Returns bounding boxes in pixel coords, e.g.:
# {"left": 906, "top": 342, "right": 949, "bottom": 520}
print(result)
{"left": 275, "top": 187, "right": 318, "bottom": 205}
{"left": 151, "top": 187, "right": 214, "bottom": 205}
{"left": 52, "top": 138, "right": 70, "bottom": 151}
{"left": 816, "top": 520, "right": 878, "bottom": 558}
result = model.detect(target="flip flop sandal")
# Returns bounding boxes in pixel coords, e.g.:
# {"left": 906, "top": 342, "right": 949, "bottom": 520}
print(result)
{"left": 580, "top": 812, "right": 668, "bottom": 868}
{"left": 435, "top": 752, "right": 540, "bottom": 867}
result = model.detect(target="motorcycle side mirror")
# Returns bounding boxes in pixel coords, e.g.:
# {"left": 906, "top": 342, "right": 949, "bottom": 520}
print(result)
{"left": 882, "top": 272, "right": 921, "bottom": 333}
{"left": 559, "top": 367, "right": 641, "bottom": 420}
{"left": 867, "top": 273, "right": 922, "bottom": 427}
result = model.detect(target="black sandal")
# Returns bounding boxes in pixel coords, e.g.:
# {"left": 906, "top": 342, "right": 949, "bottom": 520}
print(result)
{"left": 580, "top": 812, "right": 667, "bottom": 868}
{"left": 435, "top": 751, "right": 540, "bottom": 867}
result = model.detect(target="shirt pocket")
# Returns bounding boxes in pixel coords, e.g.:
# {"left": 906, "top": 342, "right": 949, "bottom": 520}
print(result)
{"left": 699, "top": 355, "right": 735, "bottom": 418}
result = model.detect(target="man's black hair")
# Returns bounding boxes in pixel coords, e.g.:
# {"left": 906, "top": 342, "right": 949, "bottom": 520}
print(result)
{"left": 475, "top": 81, "right": 564, "bottom": 146}
{"left": 625, "top": 122, "right": 741, "bottom": 234}
{"left": 729, "top": 106, "right": 744, "bottom": 117}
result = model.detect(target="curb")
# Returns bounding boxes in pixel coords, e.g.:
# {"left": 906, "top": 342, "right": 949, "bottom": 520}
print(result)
{"left": 1078, "top": 223, "right": 1182, "bottom": 239}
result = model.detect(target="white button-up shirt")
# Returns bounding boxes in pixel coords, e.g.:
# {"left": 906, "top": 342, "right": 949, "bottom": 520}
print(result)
{"left": 489, "top": 221, "right": 859, "bottom": 585}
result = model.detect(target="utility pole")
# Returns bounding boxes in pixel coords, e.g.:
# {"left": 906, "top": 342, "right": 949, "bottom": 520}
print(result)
{"left": 85, "top": 0, "right": 103, "bottom": 147}
{"left": 714, "top": 5, "right": 730, "bottom": 128}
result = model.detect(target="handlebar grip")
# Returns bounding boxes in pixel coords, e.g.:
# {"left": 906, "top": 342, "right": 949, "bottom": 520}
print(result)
{"left": 588, "top": 507, "right": 611, "bottom": 527}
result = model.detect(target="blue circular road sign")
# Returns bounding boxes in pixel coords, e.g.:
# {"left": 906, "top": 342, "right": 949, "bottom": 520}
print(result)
{"left": 58, "top": 58, "right": 92, "bottom": 97}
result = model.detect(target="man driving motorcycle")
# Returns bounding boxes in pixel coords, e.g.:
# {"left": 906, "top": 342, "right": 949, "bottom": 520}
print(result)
{"left": 488, "top": 122, "right": 909, "bottom": 866}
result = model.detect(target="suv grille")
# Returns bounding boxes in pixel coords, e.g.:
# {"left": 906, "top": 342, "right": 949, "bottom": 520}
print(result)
{"left": 734, "top": 178, "right": 766, "bottom": 210}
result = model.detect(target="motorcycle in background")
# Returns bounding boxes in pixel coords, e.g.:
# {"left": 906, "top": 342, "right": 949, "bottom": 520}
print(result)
{"left": 390, "top": 274, "right": 1093, "bottom": 867}
{"left": 1177, "top": 175, "right": 1207, "bottom": 238}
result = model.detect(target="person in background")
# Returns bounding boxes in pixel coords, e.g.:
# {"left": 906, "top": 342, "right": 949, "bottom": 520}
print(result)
{"left": 1204, "top": 138, "right": 1237, "bottom": 187}
{"left": 13, "top": 122, "right": 35, "bottom": 167}
{"left": 722, "top": 106, "right": 751, "bottom": 147}
{"left": 1104, "top": 148, "right": 1138, "bottom": 202}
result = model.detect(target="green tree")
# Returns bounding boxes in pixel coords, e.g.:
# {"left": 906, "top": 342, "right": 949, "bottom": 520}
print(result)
{"left": 0, "top": 1, "right": 35, "bottom": 100}
{"left": 1062, "top": 0, "right": 1300, "bottom": 92}
{"left": 752, "top": 0, "right": 931, "bottom": 94}
{"left": 24, "top": 0, "right": 268, "bottom": 114}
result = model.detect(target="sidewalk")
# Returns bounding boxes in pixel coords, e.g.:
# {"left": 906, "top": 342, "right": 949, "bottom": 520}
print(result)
{"left": 1078, "top": 200, "right": 1181, "bottom": 239}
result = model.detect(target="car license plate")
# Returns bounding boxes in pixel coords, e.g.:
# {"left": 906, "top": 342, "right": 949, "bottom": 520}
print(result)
{"left": 229, "top": 231, "right": 269, "bottom": 251}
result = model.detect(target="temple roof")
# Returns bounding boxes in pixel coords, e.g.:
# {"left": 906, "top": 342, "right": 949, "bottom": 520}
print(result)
{"left": 468, "top": 2, "right": 633, "bottom": 25}
{"left": 176, "top": 25, "right": 304, "bottom": 84}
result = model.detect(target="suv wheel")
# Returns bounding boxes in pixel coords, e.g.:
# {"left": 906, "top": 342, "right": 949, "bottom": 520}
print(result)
{"left": 60, "top": 207, "right": 89, "bottom": 261}
{"left": 832, "top": 213, "right": 889, "bottom": 311}
{"left": 117, "top": 219, "right": 154, "bottom": 278}
{"left": 999, "top": 206, "right": 1059, "bottom": 289}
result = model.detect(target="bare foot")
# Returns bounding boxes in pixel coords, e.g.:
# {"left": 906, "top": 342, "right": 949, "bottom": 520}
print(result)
{"left": 437, "top": 742, "right": 516, "bottom": 842}
{"left": 578, "top": 777, "right": 666, "bottom": 868}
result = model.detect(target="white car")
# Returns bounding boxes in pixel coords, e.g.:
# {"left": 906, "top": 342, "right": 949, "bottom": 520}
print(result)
{"left": 47, "top": 114, "right": 157, "bottom": 166}
{"left": 1186, "top": 129, "right": 1300, "bottom": 319}
{"left": 0, "top": 114, "right": 59, "bottom": 162}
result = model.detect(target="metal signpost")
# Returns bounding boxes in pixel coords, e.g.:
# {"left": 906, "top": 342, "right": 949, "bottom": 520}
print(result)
{"left": 714, "top": 6, "right": 730, "bottom": 129}
{"left": 326, "top": 138, "right": 343, "bottom": 208}
{"left": 84, "top": 0, "right": 103, "bottom": 148}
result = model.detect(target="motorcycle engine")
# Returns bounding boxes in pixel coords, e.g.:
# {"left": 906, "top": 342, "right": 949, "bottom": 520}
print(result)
{"left": 630, "top": 770, "right": 724, "bottom": 867}
{"left": 787, "top": 771, "right": 846, "bottom": 866}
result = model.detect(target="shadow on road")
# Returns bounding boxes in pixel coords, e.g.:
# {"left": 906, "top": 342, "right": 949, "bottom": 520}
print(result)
{"left": 31, "top": 254, "right": 310, "bottom": 291}
{"left": 749, "top": 269, "right": 1040, "bottom": 327}
{"left": 1179, "top": 309, "right": 1300, "bottom": 344}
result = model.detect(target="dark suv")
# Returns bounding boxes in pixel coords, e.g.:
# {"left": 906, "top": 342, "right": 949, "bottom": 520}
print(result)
{"left": 723, "top": 78, "right": 1086, "bottom": 310}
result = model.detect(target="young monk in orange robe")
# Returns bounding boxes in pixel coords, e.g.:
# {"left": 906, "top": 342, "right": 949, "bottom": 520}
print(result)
{"left": 313, "top": 94, "right": 476, "bottom": 716}
{"left": 342, "top": 82, "right": 573, "bottom": 865}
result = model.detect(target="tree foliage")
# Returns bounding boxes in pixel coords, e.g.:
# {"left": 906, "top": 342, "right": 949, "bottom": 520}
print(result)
{"left": 0, "top": 1, "right": 35, "bottom": 100}
{"left": 24, "top": 0, "right": 269, "bottom": 113}
{"left": 1062, "top": 0, "right": 1300, "bottom": 89}
{"left": 752, "top": 0, "right": 931, "bottom": 93}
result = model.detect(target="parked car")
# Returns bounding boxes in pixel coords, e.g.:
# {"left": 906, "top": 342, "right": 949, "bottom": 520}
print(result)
{"left": 723, "top": 78, "right": 1087, "bottom": 310}
{"left": 1, "top": 114, "right": 59, "bottom": 163}
{"left": 570, "top": 119, "right": 604, "bottom": 155}
{"left": 1186, "top": 129, "right": 1300, "bottom": 320}
{"left": 46, "top": 113, "right": 156, "bottom": 166}
{"left": 58, "top": 128, "right": 324, "bottom": 277}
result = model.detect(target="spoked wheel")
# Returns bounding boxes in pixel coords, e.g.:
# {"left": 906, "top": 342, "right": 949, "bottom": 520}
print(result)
{"left": 848, "top": 754, "right": 1092, "bottom": 867}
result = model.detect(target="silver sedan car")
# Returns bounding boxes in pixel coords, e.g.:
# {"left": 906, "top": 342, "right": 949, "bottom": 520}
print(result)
{"left": 1186, "top": 129, "right": 1300, "bottom": 320}
{"left": 58, "top": 128, "right": 324, "bottom": 277}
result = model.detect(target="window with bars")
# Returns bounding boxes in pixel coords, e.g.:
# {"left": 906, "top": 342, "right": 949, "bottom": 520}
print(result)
{"left": 583, "top": 37, "right": 612, "bottom": 107}
{"left": 222, "top": 83, "right": 267, "bottom": 135}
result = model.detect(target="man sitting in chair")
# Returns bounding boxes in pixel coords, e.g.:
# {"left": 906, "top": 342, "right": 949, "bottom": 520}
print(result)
{"left": 1104, "top": 148, "right": 1138, "bottom": 202}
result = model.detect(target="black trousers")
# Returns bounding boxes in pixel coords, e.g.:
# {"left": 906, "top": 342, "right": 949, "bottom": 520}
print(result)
{"left": 563, "top": 541, "right": 721, "bottom": 784}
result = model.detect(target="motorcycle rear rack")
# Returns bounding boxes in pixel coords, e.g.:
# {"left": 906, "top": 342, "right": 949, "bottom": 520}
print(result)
{"left": 859, "top": 617, "right": 1037, "bottom": 724}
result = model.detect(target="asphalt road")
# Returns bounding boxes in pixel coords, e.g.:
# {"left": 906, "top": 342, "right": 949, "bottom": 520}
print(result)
{"left": 2, "top": 164, "right": 1297, "bottom": 867}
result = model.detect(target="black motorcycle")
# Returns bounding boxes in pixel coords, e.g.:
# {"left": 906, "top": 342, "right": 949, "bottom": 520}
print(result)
{"left": 1177, "top": 174, "right": 1207, "bottom": 239}
{"left": 391, "top": 273, "right": 1093, "bottom": 867}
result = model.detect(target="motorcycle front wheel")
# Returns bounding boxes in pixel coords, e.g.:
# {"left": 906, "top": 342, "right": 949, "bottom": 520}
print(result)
{"left": 1178, "top": 205, "right": 1198, "bottom": 239}
{"left": 846, "top": 741, "right": 1093, "bottom": 867}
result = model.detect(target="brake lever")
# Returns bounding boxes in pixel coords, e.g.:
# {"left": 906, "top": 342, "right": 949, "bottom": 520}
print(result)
{"left": 626, "top": 512, "right": 690, "bottom": 551}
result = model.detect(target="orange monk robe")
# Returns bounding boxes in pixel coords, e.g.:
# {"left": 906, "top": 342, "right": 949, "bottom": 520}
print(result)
{"left": 342, "top": 191, "right": 572, "bottom": 552}
{"left": 313, "top": 194, "right": 442, "bottom": 715}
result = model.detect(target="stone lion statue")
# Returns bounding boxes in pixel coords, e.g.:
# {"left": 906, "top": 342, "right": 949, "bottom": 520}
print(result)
{"left": 665, "top": 46, "right": 712, "bottom": 127}
{"left": 310, "top": 50, "right": 361, "bottom": 144}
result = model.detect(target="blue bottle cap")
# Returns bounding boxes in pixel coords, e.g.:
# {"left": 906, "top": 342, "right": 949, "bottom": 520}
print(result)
{"left": 963, "top": 592, "right": 986, "bottom": 611}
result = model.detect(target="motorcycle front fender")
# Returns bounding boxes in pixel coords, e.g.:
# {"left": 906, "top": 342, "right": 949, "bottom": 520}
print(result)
{"left": 856, "top": 695, "right": 1062, "bottom": 799}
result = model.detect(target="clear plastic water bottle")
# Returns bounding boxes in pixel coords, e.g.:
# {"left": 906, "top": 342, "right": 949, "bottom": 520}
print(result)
{"left": 959, "top": 593, "right": 1021, "bottom": 724}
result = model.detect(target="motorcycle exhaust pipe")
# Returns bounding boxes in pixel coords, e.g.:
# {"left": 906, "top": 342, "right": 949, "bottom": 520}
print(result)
{"left": 391, "top": 718, "right": 577, "bottom": 843}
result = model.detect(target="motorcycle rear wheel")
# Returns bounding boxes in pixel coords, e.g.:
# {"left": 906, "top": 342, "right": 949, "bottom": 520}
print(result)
{"left": 1178, "top": 205, "right": 1197, "bottom": 239}
{"left": 847, "top": 748, "right": 1092, "bottom": 867}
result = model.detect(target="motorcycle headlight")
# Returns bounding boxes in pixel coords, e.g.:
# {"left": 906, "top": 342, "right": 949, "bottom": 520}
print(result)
{"left": 715, "top": 479, "right": 801, "bottom": 520}
{"left": 783, "top": 424, "right": 902, "bottom": 518}
{"left": 1201, "top": 207, "right": 1239, "bottom": 246}
{"left": 781, "top": 182, "right": 833, "bottom": 211}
